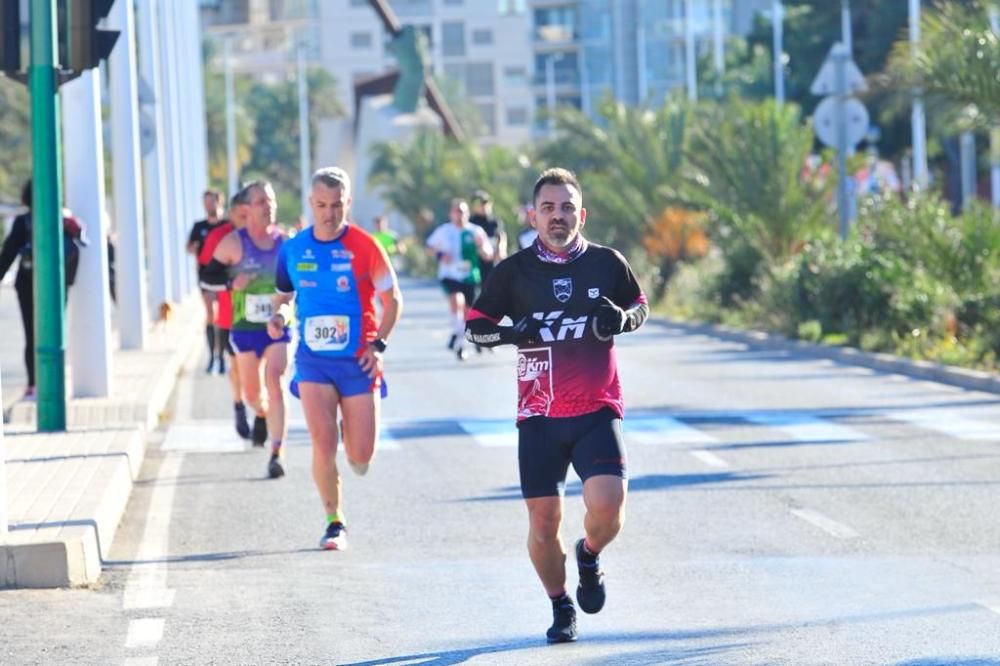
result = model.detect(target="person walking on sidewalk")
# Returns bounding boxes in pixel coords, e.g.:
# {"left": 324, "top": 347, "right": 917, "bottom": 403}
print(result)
{"left": 269, "top": 167, "right": 402, "bottom": 551}
{"left": 188, "top": 189, "right": 227, "bottom": 373}
{"left": 465, "top": 167, "right": 649, "bottom": 643}
{"left": 0, "top": 180, "right": 87, "bottom": 400}
{"left": 212, "top": 180, "right": 289, "bottom": 478}
{"left": 198, "top": 187, "right": 252, "bottom": 439}
{"left": 425, "top": 198, "right": 492, "bottom": 361}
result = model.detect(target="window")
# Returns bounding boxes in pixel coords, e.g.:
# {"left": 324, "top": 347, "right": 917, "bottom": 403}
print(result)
{"left": 350, "top": 32, "right": 373, "bottom": 49}
{"left": 442, "top": 21, "right": 465, "bottom": 57}
{"left": 503, "top": 65, "right": 527, "bottom": 86}
{"left": 533, "top": 6, "right": 578, "bottom": 43}
{"left": 498, "top": 0, "right": 526, "bottom": 14}
{"left": 471, "top": 29, "right": 493, "bottom": 46}
{"left": 269, "top": 0, "right": 315, "bottom": 20}
{"left": 465, "top": 62, "right": 494, "bottom": 96}
{"left": 506, "top": 107, "right": 528, "bottom": 126}
{"left": 476, "top": 103, "right": 497, "bottom": 136}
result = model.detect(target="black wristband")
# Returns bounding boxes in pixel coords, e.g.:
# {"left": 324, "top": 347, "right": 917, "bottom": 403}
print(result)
{"left": 370, "top": 338, "right": 387, "bottom": 353}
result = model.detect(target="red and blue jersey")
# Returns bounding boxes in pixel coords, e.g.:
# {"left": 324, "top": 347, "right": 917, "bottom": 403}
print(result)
{"left": 276, "top": 225, "right": 395, "bottom": 360}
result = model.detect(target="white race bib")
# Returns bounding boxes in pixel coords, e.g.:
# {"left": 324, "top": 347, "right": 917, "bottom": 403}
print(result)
{"left": 245, "top": 294, "right": 273, "bottom": 323}
{"left": 304, "top": 315, "right": 350, "bottom": 352}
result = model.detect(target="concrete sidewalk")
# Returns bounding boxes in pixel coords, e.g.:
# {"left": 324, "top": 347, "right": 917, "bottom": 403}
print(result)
{"left": 1, "top": 296, "right": 204, "bottom": 588}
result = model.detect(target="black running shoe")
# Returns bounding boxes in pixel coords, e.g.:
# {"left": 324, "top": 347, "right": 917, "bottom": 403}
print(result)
{"left": 205, "top": 355, "right": 215, "bottom": 374}
{"left": 251, "top": 415, "right": 268, "bottom": 447}
{"left": 319, "top": 521, "right": 348, "bottom": 550}
{"left": 546, "top": 598, "right": 578, "bottom": 644}
{"left": 217, "top": 355, "right": 226, "bottom": 375}
{"left": 456, "top": 347, "right": 467, "bottom": 362}
{"left": 234, "top": 403, "right": 250, "bottom": 439}
{"left": 267, "top": 452, "right": 285, "bottom": 479}
{"left": 575, "top": 538, "right": 606, "bottom": 614}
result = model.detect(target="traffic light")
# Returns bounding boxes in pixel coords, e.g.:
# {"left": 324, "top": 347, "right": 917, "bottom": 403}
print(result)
{"left": 0, "top": 0, "right": 20, "bottom": 74}
{"left": 58, "top": 0, "right": 120, "bottom": 73}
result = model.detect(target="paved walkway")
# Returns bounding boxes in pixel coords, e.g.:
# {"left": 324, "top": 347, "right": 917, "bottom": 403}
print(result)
{"left": 1, "top": 295, "right": 203, "bottom": 588}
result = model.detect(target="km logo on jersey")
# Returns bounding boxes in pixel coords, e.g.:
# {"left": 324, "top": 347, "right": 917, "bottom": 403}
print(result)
{"left": 530, "top": 310, "right": 587, "bottom": 342}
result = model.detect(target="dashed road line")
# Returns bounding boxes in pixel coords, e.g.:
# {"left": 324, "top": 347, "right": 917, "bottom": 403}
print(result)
{"left": 891, "top": 410, "right": 1000, "bottom": 441}
{"left": 789, "top": 507, "right": 860, "bottom": 539}
{"left": 689, "top": 449, "right": 730, "bottom": 468}
{"left": 745, "top": 413, "right": 869, "bottom": 443}
{"left": 125, "top": 618, "right": 165, "bottom": 649}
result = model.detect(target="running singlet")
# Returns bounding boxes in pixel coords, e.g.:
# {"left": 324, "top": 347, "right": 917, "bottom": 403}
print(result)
{"left": 231, "top": 228, "right": 284, "bottom": 331}
{"left": 468, "top": 244, "right": 646, "bottom": 422}
{"left": 197, "top": 220, "right": 233, "bottom": 290}
{"left": 275, "top": 225, "right": 395, "bottom": 359}
{"left": 425, "top": 222, "right": 488, "bottom": 284}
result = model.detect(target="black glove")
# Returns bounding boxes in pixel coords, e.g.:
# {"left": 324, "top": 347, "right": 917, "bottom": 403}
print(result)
{"left": 510, "top": 314, "right": 545, "bottom": 344}
{"left": 592, "top": 296, "right": 627, "bottom": 339}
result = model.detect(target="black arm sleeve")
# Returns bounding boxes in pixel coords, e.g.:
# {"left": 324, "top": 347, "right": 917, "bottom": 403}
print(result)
{"left": 464, "top": 257, "right": 516, "bottom": 347}
{"left": 0, "top": 216, "right": 28, "bottom": 282}
{"left": 613, "top": 248, "right": 648, "bottom": 334}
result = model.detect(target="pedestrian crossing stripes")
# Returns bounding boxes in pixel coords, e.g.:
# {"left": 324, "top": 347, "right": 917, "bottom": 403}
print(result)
{"left": 198, "top": 408, "right": 1000, "bottom": 452}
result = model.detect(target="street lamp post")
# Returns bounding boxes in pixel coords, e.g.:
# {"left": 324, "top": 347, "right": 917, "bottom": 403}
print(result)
{"left": 772, "top": 0, "right": 784, "bottom": 105}
{"left": 297, "top": 44, "right": 311, "bottom": 224}
{"left": 545, "top": 53, "right": 562, "bottom": 135}
{"left": 909, "top": 0, "right": 928, "bottom": 190}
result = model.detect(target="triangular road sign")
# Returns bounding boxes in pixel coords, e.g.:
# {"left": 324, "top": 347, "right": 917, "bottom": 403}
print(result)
{"left": 810, "top": 42, "right": 867, "bottom": 96}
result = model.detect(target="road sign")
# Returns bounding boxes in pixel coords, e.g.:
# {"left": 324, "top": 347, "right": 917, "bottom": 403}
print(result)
{"left": 813, "top": 96, "right": 869, "bottom": 149}
{"left": 810, "top": 43, "right": 866, "bottom": 96}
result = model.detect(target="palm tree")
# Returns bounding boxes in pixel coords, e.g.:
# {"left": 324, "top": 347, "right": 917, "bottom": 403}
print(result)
{"left": 887, "top": 0, "right": 1000, "bottom": 123}
{"left": 684, "top": 98, "right": 832, "bottom": 262}
{"left": 539, "top": 95, "right": 692, "bottom": 297}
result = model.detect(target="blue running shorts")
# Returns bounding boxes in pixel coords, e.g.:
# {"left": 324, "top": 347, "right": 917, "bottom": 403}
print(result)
{"left": 291, "top": 355, "right": 388, "bottom": 399}
{"left": 230, "top": 328, "right": 290, "bottom": 358}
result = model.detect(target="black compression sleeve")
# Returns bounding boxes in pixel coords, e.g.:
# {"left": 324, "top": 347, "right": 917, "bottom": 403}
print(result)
{"left": 465, "top": 317, "right": 515, "bottom": 347}
{"left": 623, "top": 302, "right": 649, "bottom": 333}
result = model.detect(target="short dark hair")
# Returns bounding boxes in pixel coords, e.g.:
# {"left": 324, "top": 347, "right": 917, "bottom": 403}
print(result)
{"left": 230, "top": 187, "right": 249, "bottom": 208}
{"left": 312, "top": 166, "right": 351, "bottom": 195}
{"left": 532, "top": 168, "right": 582, "bottom": 204}
{"left": 21, "top": 180, "right": 31, "bottom": 208}
{"left": 471, "top": 189, "right": 491, "bottom": 205}
{"left": 203, "top": 188, "right": 222, "bottom": 200}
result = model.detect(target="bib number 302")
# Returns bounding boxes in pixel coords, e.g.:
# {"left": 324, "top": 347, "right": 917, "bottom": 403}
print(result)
{"left": 305, "top": 315, "right": 350, "bottom": 352}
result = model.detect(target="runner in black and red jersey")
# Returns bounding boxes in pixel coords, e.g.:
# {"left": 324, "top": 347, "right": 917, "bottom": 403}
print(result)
{"left": 199, "top": 188, "right": 252, "bottom": 440}
{"left": 188, "top": 189, "right": 227, "bottom": 373}
{"left": 465, "top": 167, "right": 649, "bottom": 644}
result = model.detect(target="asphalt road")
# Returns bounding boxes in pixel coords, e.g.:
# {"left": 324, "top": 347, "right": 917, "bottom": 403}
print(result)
{"left": 2, "top": 278, "right": 999, "bottom": 665}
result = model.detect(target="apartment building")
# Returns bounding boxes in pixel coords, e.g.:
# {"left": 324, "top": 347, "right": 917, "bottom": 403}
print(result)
{"left": 530, "top": 0, "right": 771, "bottom": 131}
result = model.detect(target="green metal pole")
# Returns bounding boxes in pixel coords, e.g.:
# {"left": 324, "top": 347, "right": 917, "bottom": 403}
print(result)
{"left": 29, "top": 0, "right": 66, "bottom": 431}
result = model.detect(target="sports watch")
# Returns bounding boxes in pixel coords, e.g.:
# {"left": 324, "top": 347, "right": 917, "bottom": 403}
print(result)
{"left": 370, "top": 338, "right": 387, "bottom": 353}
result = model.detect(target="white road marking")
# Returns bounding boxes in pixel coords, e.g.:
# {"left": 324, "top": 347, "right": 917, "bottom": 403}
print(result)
{"left": 789, "top": 508, "right": 860, "bottom": 539}
{"left": 122, "top": 453, "right": 182, "bottom": 614}
{"left": 458, "top": 420, "right": 517, "bottom": 448}
{"left": 125, "top": 618, "right": 165, "bottom": 649}
{"left": 745, "top": 413, "right": 869, "bottom": 443}
{"left": 977, "top": 601, "right": 1000, "bottom": 616}
{"left": 891, "top": 410, "right": 1000, "bottom": 441}
{"left": 689, "top": 450, "right": 730, "bottom": 468}
{"left": 626, "top": 416, "right": 718, "bottom": 446}
{"left": 124, "top": 658, "right": 159, "bottom": 666}
{"left": 161, "top": 422, "right": 248, "bottom": 452}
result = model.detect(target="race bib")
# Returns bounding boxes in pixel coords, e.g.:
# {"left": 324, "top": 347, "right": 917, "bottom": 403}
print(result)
{"left": 305, "top": 315, "right": 350, "bottom": 352}
{"left": 245, "top": 293, "right": 273, "bottom": 323}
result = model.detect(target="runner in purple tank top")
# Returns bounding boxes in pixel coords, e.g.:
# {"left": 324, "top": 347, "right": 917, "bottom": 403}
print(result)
{"left": 212, "top": 180, "right": 291, "bottom": 480}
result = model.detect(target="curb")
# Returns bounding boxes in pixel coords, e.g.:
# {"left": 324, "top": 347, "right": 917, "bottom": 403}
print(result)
{"left": 0, "top": 428, "right": 145, "bottom": 588}
{"left": 659, "top": 319, "right": 1000, "bottom": 394}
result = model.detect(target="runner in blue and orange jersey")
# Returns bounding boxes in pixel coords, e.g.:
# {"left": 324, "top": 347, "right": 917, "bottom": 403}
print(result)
{"left": 268, "top": 166, "right": 402, "bottom": 551}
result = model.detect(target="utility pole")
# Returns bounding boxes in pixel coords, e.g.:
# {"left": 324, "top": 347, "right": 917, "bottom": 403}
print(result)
{"left": 29, "top": 0, "right": 66, "bottom": 430}
{"left": 225, "top": 35, "right": 238, "bottom": 199}
{"left": 909, "top": 0, "right": 928, "bottom": 190}
{"left": 772, "top": 0, "right": 784, "bottom": 105}
{"left": 297, "top": 44, "right": 311, "bottom": 224}
{"left": 990, "top": 5, "right": 1000, "bottom": 208}
{"left": 684, "top": 0, "right": 697, "bottom": 102}
{"left": 712, "top": 0, "right": 724, "bottom": 98}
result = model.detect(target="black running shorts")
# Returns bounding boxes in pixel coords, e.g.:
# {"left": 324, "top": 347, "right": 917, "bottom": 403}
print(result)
{"left": 440, "top": 278, "right": 476, "bottom": 304}
{"left": 517, "top": 407, "right": 627, "bottom": 499}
